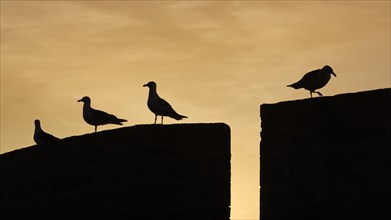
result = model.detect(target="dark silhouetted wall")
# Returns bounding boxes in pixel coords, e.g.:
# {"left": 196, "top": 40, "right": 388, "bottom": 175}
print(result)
{"left": 260, "top": 88, "right": 391, "bottom": 220}
{"left": 0, "top": 123, "right": 230, "bottom": 220}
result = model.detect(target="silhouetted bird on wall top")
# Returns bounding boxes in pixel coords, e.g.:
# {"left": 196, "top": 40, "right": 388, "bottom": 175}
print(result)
{"left": 78, "top": 96, "right": 127, "bottom": 132}
{"left": 143, "top": 81, "right": 187, "bottom": 124}
{"left": 34, "top": 119, "right": 60, "bottom": 145}
{"left": 287, "top": 65, "right": 337, "bottom": 98}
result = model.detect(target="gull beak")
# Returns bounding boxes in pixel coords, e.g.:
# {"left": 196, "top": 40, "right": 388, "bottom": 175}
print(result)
{"left": 77, "top": 99, "right": 82, "bottom": 102}
{"left": 332, "top": 72, "right": 337, "bottom": 77}
{"left": 143, "top": 84, "right": 147, "bottom": 87}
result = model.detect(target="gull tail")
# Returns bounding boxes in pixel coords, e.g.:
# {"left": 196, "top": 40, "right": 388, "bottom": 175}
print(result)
{"left": 114, "top": 118, "right": 128, "bottom": 125}
{"left": 287, "top": 82, "right": 301, "bottom": 89}
{"left": 173, "top": 114, "right": 188, "bottom": 121}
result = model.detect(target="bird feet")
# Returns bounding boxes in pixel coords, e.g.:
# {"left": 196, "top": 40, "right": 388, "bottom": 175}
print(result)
{"left": 310, "top": 91, "right": 323, "bottom": 98}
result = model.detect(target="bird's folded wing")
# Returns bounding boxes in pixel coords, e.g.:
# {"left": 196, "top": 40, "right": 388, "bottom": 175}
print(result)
{"left": 40, "top": 132, "right": 60, "bottom": 142}
{"left": 157, "top": 98, "right": 178, "bottom": 115}
{"left": 92, "top": 109, "right": 119, "bottom": 123}
{"left": 301, "top": 69, "right": 320, "bottom": 82}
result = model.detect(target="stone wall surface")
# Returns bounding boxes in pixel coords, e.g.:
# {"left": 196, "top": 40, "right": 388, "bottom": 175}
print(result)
{"left": 0, "top": 123, "right": 231, "bottom": 220}
{"left": 260, "top": 88, "right": 391, "bottom": 220}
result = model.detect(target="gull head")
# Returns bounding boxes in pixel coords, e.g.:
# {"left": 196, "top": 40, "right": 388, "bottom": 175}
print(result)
{"left": 323, "top": 65, "right": 336, "bottom": 77}
{"left": 78, "top": 96, "right": 91, "bottom": 104}
{"left": 34, "top": 119, "right": 41, "bottom": 127}
{"left": 143, "top": 81, "right": 157, "bottom": 89}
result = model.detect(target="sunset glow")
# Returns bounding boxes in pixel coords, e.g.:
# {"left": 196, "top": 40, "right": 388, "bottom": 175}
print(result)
{"left": 1, "top": 1, "right": 390, "bottom": 219}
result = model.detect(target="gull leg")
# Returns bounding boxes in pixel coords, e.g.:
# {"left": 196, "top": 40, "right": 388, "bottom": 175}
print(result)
{"left": 161, "top": 116, "right": 164, "bottom": 125}
{"left": 154, "top": 115, "right": 157, "bottom": 124}
{"left": 317, "top": 91, "right": 323, "bottom": 97}
{"left": 95, "top": 126, "right": 97, "bottom": 132}
{"left": 310, "top": 91, "right": 313, "bottom": 98}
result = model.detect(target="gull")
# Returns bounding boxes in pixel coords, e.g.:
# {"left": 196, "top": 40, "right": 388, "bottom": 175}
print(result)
{"left": 78, "top": 96, "right": 127, "bottom": 132}
{"left": 34, "top": 119, "right": 60, "bottom": 145}
{"left": 143, "top": 81, "right": 187, "bottom": 124}
{"left": 287, "top": 65, "right": 337, "bottom": 97}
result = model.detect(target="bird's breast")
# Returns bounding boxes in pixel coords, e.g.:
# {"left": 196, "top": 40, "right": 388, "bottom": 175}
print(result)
{"left": 82, "top": 107, "right": 96, "bottom": 124}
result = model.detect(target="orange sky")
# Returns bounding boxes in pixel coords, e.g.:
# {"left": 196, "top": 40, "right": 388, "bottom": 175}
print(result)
{"left": 1, "top": 1, "right": 390, "bottom": 219}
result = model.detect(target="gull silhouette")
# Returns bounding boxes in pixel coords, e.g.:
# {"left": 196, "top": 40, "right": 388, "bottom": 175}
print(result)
{"left": 143, "top": 81, "right": 187, "bottom": 124}
{"left": 288, "top": 65, "right": 337, "bottom": 97}
{"left": 34, "top": 119, "right": 60, "bottom": 145}
{"left": 78, "top": 96, "right": 127, "bottom": 132}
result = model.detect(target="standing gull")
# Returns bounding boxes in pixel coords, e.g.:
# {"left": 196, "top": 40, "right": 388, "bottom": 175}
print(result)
{"left": 78, "top": 96, "right": 127, "bottom": 132}
{"left": 143, "top": 81, "right": 187, "bottom": 124}
{"left": 287, "top": 65, "right": 337, "bottom": 97}
{"left": 34, "top": 119, "right": 60, "bottom": 145}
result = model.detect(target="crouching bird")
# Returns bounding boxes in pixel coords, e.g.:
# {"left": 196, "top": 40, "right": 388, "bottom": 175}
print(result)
{"left": 78, "top": 96, "right": 127, "bottom": 132}
{"left": 288, "top": 65, "right": 336, "bottom": 97}
{"left": 143, "top": 81, "right": 187, "bottom": 124}
{"left": 34, "top": 119, "right": 60, "bottom": 145}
